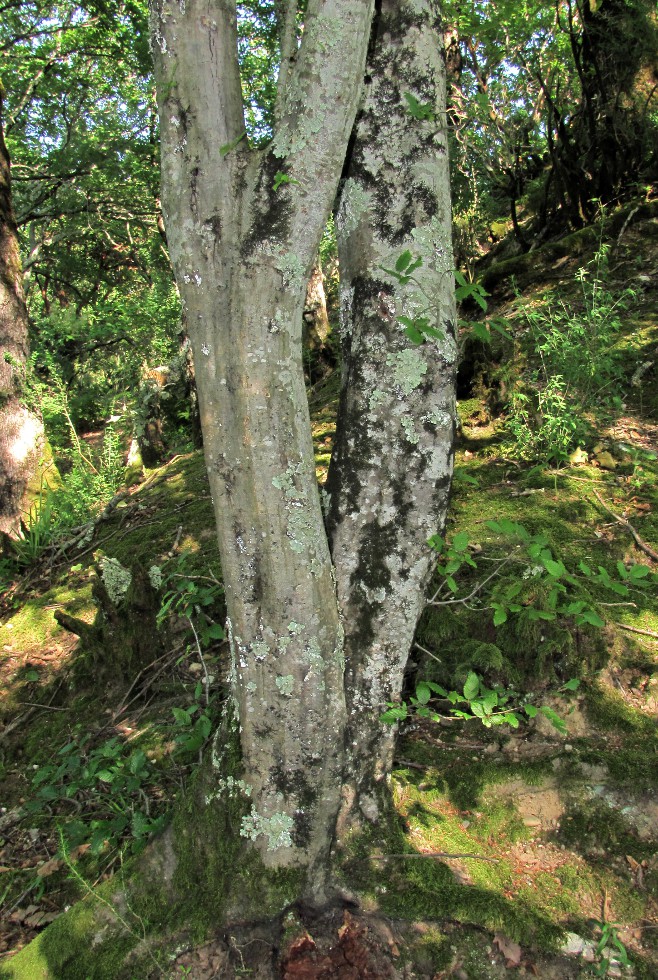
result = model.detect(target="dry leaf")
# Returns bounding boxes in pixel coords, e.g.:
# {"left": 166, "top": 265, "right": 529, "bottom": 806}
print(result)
{"left": 494, "top": 932, "right": 522, "bottom": 967}
{"left": 36, "top": 857, "right": 62, "bottom": 878}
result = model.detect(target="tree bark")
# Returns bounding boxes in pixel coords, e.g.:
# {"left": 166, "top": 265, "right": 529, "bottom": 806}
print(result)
{"left": 0, "top": 84, "right": 45, "bottom": 540}
{"left": 303, "top": 260, "right": 333, "bottom": 382}
{"left": 327, "top": 0, "right": 456, "bottom": 828}
{"left": 5, "top": 3, "right": 458, "bottom": 972}
{"left": 150, "top": 0, "right": 375, "bottom": 899}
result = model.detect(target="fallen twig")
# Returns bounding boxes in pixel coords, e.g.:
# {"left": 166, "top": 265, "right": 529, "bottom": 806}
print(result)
{"left": 617, "top": 623, "right": 658, "bottom": 640}
{"left": 592, "top": 490, "right": 658, "bottom": 562}
{"left": 367, "top": 852, "right": 500, "bottom": 864}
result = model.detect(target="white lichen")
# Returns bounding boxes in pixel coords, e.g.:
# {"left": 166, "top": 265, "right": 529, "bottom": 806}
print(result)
{"left": 148, "top": 565, "right": 163, "bottom": 589}
{"left": 400, "top": 415, "right": 420, "bottom": 445}
{"left": 386, "top": 349, "right": 428, "bottom": 397}
{"left": 422, "top": 409, "right": 454, "bottom": 428}
{"left": 275, "top": 674, "right": 295, "bottom": 696}
{"left": 276, "top": 252, "right": 306, "bottom": 290}
{"left": 240, "top": 806, "right": 295, "bottom": 851}
{"left": 99, "top": 557, "right": 132, "bottom": 605}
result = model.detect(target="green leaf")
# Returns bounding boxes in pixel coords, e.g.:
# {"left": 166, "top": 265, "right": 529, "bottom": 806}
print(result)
{"left": 426, "top": 681, "right": 449, "bottom": 697}
{"left": 273, "top": 171, "right": 300, "bottom": 192}
{"left": 488, "top": 317, "right": 514, "bottom": 341}
{"left": 493, "top": 606, "right": 508, "bottom": 626}
{"left": 204, "top": 622, "right": 225, "bottom": 640}
{"left": 524, "top": 704, "right": 538, "bottom": 718}
{"left": 172, "top": 706, "right": 192, "bottom": 726}
{"left": 482, "top": 691, "right": 499, "bottom": 714}
{"left": 380, "top": 704, "right": 407, "bottom": 724}
{"left": 542, "top": 557, "right": 565, "bottom": 577}
{"left": 576, "top": 609, "right": 605, "bottom": 628}
{"left": 452, "top": 531, "right": 469, "bottom": 552}
{"left": 463, "top": 671, "right": 480, "bottom": 701}
{"left": 561, "top": 678, "right": 580, "bottom": 691}
{"left": 128, "top": 750, "right": 147, "bottom": 775}
{"left": 404, "top": 324, "right": 424, "bottom": 345}
{"left": 395, "top": 250, "right": 413, "bottom": 272}
{"left": 415, "top": 681, "right": 432, "bottom": 705}
{"left": 403, "top": 92, "right": 434, "bottom": 121}
{"left": 470, "top": 322, "right": 491, "bottom": 343}
{"left": 540, "top": 706, "right": 567, "bottom": 734}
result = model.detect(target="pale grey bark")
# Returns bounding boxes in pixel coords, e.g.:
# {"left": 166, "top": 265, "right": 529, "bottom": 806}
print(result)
{"left": 275, "top": 1, "right": 300, "bottom": 110}
{"left": 327, "top": 0, "right": 457, "bottom": 825}
{"left": 150, "top": 0, "right": 375, "bottom": 896}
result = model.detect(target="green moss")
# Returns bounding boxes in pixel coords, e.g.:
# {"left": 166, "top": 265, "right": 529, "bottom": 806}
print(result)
{"left": 1, "top": 885, "right": 139, "bottom": 979}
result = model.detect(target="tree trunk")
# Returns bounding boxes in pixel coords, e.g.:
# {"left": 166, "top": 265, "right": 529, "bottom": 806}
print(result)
{"left": 5, "top": 4, "right": 458, "bottom": 972}
{"left": 327, "top": 0, "right": 456, "bottom": 828}
{"left": 303, "top": 260, "right": 333, "bottom": 382}
{"left": 0, "top": 84, "right": 45, "bottom": 540}
{"left": 150, "top": 0, "right": 376, "bottom": 900}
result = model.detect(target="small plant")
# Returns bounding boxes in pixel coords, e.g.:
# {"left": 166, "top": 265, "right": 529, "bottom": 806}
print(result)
{"left": 26, "top": 735, "right": 167, "bottom": 855}
{"left": 155, "top": 555, "right": 225, "bottom": 759}
{"left": 382, "top": 671, "right": 579, "bottom": 733}
{"left": 11, "top": 484, "right": 57, "bottom": 567}
{"left": 502, "top": 246, "right": 636, "bottom": 463}
{"left": 381, "top": 251, "right": 446, "bottom": 344}
{"left": 171, "top": 681, "right": 216, "bottom": 759}
{"left": 593, "top": 921, "right": 631, "bottom": 977}
{"left": 384, "top": 522, "right": 657, "bottom": 731}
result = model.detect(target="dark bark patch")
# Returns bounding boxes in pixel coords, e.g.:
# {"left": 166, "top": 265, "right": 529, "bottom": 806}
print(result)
{"left": 241, "top": 153, "right": 293, "bottom": 259}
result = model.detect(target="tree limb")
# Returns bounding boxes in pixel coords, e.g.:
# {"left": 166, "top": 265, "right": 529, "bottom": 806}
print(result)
{"left": 592, "top": 490, "right": 658, "bottom": 563}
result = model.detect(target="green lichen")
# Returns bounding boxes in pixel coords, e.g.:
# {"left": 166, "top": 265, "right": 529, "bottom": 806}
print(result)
{"left": 99, "top": 556, "right": 132, "bottom": 605}
{"left": 275, "top": 674, "right": 295, "bottom": 696}
{"left": 304, "top": 637, "right": 326, "bottom": 690}
{"left": 276, "top": 252, "right": 306, "bottom": 290}
{"left": 400, "top": 415, "right": 419, "bottom": 444}
{"left": 272, "top": 463, "right": 324, "bottom": 572}
{"left": 386, "top": 349, "right": 428, "bottom": 397}
{"left": 338, "top": 178, "right": 370, "bottom": 236}
{"left": 240, "top": 805, "right": 295, "bottom": 851}
{"left": 368, "top": 388, "right": 387, "bottom": 412}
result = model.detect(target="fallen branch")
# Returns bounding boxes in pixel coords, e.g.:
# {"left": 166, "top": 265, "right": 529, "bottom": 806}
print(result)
{"left": 592, "top": 490, "right": 658, "bottom": 563}
{"left": 367, "top": 852, "right": 500, "bottom": 864}
{"left": 617, "top": 623, "right": 658, "bottom": 640}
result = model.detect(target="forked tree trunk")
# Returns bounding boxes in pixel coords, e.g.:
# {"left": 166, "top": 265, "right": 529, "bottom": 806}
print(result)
{"left": 151, "top": 0, "right": 455, "bottom": 895}
{"left": 7, "top": 5, "right": 457, "bottom": 971}
{"left": 150, "top": 0, "right": 376, "bottom": 900}
{"left": 0, "top": 85, "right": 45, "bottom": 540}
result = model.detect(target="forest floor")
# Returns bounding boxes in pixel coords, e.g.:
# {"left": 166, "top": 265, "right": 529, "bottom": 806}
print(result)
{"left": 1, "top": 208, "right": 657, "bottom": 978}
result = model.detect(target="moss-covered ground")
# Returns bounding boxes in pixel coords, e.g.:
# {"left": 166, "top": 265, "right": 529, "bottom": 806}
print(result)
{"left": 0, "top": 207, "right": 657, "bottom": 976}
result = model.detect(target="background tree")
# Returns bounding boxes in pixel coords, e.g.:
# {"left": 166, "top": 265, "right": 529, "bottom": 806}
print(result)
{"left": 0, "top": 82, "right": 45, "bottom": 540}
{"left": 445, "top": 0, "right": 658, "bottom": 262}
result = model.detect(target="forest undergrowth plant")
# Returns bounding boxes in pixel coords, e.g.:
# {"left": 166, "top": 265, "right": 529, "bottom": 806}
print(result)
{"left": 592, "top": 920, "right": 632, "bottom": 978}
{"left": 384, "top": 521, "right": 657, "bottom": 732}
{"left": 154, "top": 555, "right": 225, "bottom": 761}
{"left": 503, "top": 244, "right": 636, "bottom": 462}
